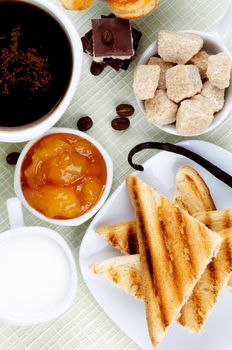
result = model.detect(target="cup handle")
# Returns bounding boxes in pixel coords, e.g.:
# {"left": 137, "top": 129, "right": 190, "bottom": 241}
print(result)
{"left": 7, "top": 198, "right": 25, "bottom": 229}
{"left": 216, "top": 3, "right": 232, "bottom": 42}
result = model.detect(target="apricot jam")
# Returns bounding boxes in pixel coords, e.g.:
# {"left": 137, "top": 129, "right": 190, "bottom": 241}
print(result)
{"left": 21, "top": 133, "right": 107, "bottom": 219}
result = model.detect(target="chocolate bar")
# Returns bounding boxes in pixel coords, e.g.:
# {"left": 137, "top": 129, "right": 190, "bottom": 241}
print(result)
{"left": 81, "top": 29, "right": 93, "bottom": 56}
{"left": 81, "top": 14, "right": 142, "bottom": 75}
{"left": 92, "top": 18, "right": 134, "bottom": 62}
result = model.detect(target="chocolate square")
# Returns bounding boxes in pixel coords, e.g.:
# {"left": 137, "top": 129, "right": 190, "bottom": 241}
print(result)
{"left": 92, "top": 18, "right": 134, "bottom": 61}
{"left": 101, "top": 14, "right": 116, "bottom": 19}
{"left": 81, "top": 29, "right": 93, "bottom": 56}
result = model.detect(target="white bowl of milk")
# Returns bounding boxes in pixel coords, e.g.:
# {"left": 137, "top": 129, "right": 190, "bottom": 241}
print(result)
{"left": 0, "top": 197, "right": 77, "bottom": 325}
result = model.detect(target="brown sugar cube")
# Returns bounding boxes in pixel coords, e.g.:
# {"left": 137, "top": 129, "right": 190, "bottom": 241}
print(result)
{"left": 189, "top": 49, "right": 209, "bottom": 80}
{"left": 176, "top": 94, "right": 214, "bottom": 136}
{"left": 145, "top": 89, "right": 178, "bottom": 126}
{"left": 207, "top": 52, "right": 231, "bottom": 89}
{"left": 201, "top": 80, "right": 225, "bottom": 112}
{"left": 133, "top": 65, "right": 160, "bottom": 100}
{"left": 166, "top": 65, "right": 202, "bottom": 103}
{"left": 148, "top": 57, "right": 174, "bottom": 89}
{"left": 158, "top": 30, "right": 203, "bottom": 64}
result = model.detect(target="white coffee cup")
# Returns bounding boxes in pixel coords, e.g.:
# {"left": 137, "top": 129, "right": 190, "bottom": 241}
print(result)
{"left": 0, "top": 197, "right": 77, "bottom": 325}
{"left": 0, "top": 0, "right": 83, "bottom": 143}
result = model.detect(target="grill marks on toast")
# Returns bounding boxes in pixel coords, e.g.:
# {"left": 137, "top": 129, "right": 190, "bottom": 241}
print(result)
{"left": 194, "top": 210, "right": 232, "bottom": 289}
{"left": 126, "top": 176, "right": 221, "bottom": 347}
{"left": 194, "top": 210, "right": 232, "bottom": 232}
{"left": 133, "top": 183, "right": 168, "bottom": 330}
{"left": 225, "top": 239, "right": 232, "bottom": 267}
{"left": 108, "top": 267, "right": 120, "bottom": 283}
{"left": 207, "top": 261, "right": 217, "bottom": 301}
{"left": 128, "top": 225, "right": 139, "bottom": 254}
{"left": 155, "top": 208, "right": 181, "bottom": 322}
{"left": 175, "top": 209, "right": 196, "bottom": 279}
{"left": 178, "top": 292, "right": 204, "bottom": 329}
{"left": 178, "top": 229, "right": 232, "bottom": 333}
{"left": 96, "top": 221, "right": 139, "bottom": 255}
{"left": 199, "top": 223, "right": 215, "bottom": 259}
{"left": 130, "top": 177, "right": 170, "bottom": 338}
{"left": 90, "top": 254, "right": 143, "bottom": 300}
{"left": 224, "top": 213, "right": 231, "bottom": 229}
{"left": 159, "top": 219, "right": 179, "bottom": 292}
{"left": 157, "top": 203, "right": 194, "bottom": 302}
{"left": 185, "top": 174, "right": 212, "bottom": 212}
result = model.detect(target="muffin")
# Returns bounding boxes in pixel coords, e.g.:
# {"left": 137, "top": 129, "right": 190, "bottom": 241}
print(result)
{"left": 106, "top": 0, "right": 160, "bottom": 19}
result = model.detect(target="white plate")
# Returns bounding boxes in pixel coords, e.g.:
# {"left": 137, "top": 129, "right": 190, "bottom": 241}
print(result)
{"left": 79, "top": 140, "right": 232, "bottom": 350}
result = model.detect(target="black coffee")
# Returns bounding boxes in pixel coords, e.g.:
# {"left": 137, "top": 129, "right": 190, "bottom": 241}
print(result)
{"left": 0, "top": 0, "right": 73, "bottom": 127}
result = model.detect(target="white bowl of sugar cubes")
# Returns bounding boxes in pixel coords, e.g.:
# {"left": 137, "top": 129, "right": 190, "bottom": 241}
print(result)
{"left": 133, "top": 5, "right": 232, "bottom": 136}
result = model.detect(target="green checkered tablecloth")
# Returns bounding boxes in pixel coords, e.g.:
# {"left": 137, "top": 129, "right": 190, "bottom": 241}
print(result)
{"left": 0, "top": 1, "right": 232, "bottom": 349}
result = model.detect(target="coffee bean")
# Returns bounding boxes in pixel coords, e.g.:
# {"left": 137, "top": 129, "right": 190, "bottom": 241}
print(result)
{"left": 6, "top": 152, "right": 20, "bottom": 165}
{"left": 90, "top": 61, "right": 104, "bottom": 76}
{"left": 77, "top": 116, "right": 93, "bottom": 131}
{"left": 101, "top": 30, "right": 113, "bottom": 44}
{"left": 116, "top": 104, "right": 134, "bottom": 117}
{"left": 111, "top": 117, "right": 130, "bottom": 131}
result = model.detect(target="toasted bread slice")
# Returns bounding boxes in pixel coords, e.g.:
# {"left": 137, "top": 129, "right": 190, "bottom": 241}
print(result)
{"left": 92, "top": 228, "right": 232, "bottom": 333}
{"left": 90, "top": 254, "right": 143, "bottom": 300}
{"left": 175, "top": 166, "right": 216, "bottom": 215}
{"left": 194, "top": 209, "right": 232, "bottom": 231}
{"left": 96, "top": 221, "right": 139, "bottom": 255}
{"left": 194, "top": 209, "right": 232, "bottom": 290}
{"left": 178, "top": 228, "right": 232, "bottom": 332}
{"left": 126, "top": 175, "right": 222, "bottom": 347}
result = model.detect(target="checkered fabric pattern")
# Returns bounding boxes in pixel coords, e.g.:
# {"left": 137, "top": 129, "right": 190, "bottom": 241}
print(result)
{"left": 0, "top": 0, "right": 232, "bottom": 349}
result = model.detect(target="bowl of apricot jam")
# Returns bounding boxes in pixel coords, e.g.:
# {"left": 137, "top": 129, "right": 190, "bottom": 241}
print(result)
{"left": 14, "top": 128, "right": 113, "bottom": 226}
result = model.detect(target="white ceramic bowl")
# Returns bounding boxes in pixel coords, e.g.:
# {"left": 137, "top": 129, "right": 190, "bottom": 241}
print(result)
{"left": 0, "top": 0, "right": 83, "bottom": 143}
{"left": 0, "top": 198, "right": 77, "bottom": 326}
{"left": 136, "top": 5, "right": 232, "bottom": 136}
{"left": 14, "top": 127, "right": 113, "bottom": 226}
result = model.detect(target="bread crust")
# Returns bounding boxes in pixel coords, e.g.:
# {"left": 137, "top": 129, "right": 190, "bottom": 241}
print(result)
{"left": 175, "top": 165, "right": 216, "bottom": 215}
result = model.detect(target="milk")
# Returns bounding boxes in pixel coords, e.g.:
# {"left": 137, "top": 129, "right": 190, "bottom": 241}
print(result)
{"left": 0, "top": 234, "right": 71, "bottom": 317}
